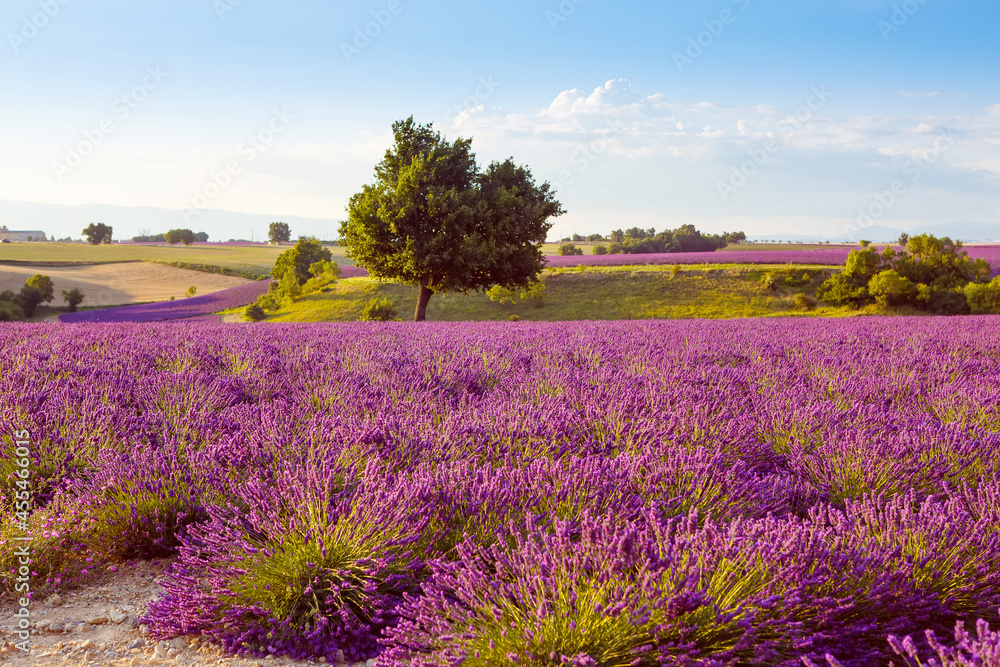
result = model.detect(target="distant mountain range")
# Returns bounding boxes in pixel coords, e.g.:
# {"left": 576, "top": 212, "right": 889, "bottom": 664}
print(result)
{"left": 749, "top": 222, "right": 1000, "bottom": 244}
{"left": 0, "top": 199, "right": 343, "bottom": 243}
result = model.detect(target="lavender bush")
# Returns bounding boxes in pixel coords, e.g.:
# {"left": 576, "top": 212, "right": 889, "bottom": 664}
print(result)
{"left": 1, "top": 317, "right": 999, "bottom": 664}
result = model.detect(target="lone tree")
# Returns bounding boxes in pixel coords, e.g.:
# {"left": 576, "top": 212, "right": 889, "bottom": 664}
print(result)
{"left": 165, "top": 229, "right": 196, "bottom": 246}
{"left": 341, "top": 117, "right": 564, "bottom": 321}
{"left": 269, "top": 222, "right": 291, "bottom": 244}
{"left": 83, "top": 223, "right": 113, "bottom": 245}
{"left": 19, "top": 274, "right": 55, "bottom": 318}
{"left": 272, "top": 238, "right": 333, "bottom": 286}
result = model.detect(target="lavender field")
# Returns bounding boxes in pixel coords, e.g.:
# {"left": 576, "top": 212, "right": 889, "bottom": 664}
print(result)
{"left": 546, "top": 246, "right": 1000, "bottom": 273}
{"left": 2, "top": 319, "right": 999, "bottom": 665}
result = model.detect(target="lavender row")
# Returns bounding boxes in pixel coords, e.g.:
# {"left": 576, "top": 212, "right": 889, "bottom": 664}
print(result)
{"left": 2, "top": 318, "right": 999, "bottom": 665}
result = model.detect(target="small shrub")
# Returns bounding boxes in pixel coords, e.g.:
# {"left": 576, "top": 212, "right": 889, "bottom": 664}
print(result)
{"left": 487, "top": 281, "right": 546, "bottom": 306}
{"left": 793, "top": 293, "right": 816, "bottom": 311}
{"left": 62, "top": 288, "right": 85, "bottom": 312}
{"left": 868, "top": 270, "right": 917, "bottom": 307}
{"left": 964, "top": 277, "right": 1000, "bottom": 314}
{"left": 860, "top": 239, "right": 872, "bottom": 248}
{"left": 593, "top": 245, "right": 608, "bottom": 255}
{"left": 360, "top": 297, "right": 397, "bottom": 322}
{"left": 670, "top": 264, "right": 682, "bottom": 278}
{"left": 244, "top": 304, "right": 266, "bottom": 322}
{"left": 760, "top": 273, "right": 777, "bottom": 291}
{"left": 508, "top": 314, "right": 520, "bottom": 322}
{"left": 185, "top": 286, "right": 198, "bottom": 298}
{"left": 558, "top": 243, "right": 584, "bottom": 256}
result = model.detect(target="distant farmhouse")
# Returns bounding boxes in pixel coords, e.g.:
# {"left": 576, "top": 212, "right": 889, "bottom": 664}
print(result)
{"left": 0, "top": 226, "right": 47, "bottom": 242}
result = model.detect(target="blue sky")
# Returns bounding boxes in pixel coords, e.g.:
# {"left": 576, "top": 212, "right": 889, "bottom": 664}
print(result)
{"left": 1, "top": 0, "right": 998, "bottom": 241}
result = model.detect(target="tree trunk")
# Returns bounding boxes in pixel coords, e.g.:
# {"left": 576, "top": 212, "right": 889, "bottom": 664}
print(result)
{"left": 415, "top": 283, "right": 433, "bottom": 322}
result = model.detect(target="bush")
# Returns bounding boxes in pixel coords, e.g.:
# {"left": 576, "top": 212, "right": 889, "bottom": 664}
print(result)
{"left": 244, "top": 304, "right": 266, "bottom": 322}
{"left": 62, "top": 288, "right": 85, "bottom": 312}
{"left": 558, "top": 244, "right": 584, "bottom": 256}
{"left": 508, "top": 314, "right": 520, "bottom": 322}
{"left": 360, "top": 298, "right": 397, "bottom": 322}
{"left": 760, "top": 273, "right": 777, "bottom": 291}
{"left": 0, "top": 301, "right": 24, "bottom": 322}
{"left": 273, "top": 238, "right": 334, "bottom": 286}
{"left": 964, "top": 277, "right": 1000, "bottom": 314}
{"left": 918, "top": 285, "right": 969, "bottom": 315}
{"left": 487, "top": 281, "right": 546, "bottom": 306}
{"left": 868, "top": 270, "right": 918, "bottom": 307}
{"left": 593, "top": 245, "right": 608, "bottom": 255}
{"left": 817, "top": 273, "right": 870, "bottom": 307}
{"left": 670, "top": 264, "right": 682, "bottom": 278}
{"left": 793, "top": 294, "right": 816, "bottom": 311}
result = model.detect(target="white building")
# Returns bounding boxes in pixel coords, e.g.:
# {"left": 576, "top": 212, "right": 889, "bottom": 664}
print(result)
{"left": 0, "top": 226, "right": 47, "bottom": 242}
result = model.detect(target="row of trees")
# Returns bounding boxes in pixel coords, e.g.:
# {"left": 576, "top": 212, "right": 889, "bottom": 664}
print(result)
{"left": 0, "top": 274, "right": 85, "bottom": 321}
{"left": 817, "top": 235, "right": 1000, "bottom": 314}
{"left": 132, "top": 230, "right": 210, "bottom": 244}
{"left": 595, "top": 227, "right": 746, "bottom": 255}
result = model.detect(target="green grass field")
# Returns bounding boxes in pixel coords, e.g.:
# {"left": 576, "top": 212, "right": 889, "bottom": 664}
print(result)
{"left": 0, "top": 243, "right": 353, "bottom": 279}
{"left": 265, "top": 265, "right": 875, "bottom": 322}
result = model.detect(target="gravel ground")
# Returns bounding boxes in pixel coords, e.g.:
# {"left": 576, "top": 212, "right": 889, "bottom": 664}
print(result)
{"left": 0, "top": 560, "right": 377, "bottom": 667}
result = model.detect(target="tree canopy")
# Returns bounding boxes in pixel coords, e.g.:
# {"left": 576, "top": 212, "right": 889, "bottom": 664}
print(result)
{"left": 269, "top": 222, "right": 291, "bottom": 244}
{"left": 83, "top": 223, "right": 113, "bottom": 245}
{"left": 165, "top": 229, "right": 196, "bottom": 246}
{"left": 340, "top": 117, "right": 564, "bottom": 321}
{"left": 272, "top": 238, "right": 333, "bottom": 286}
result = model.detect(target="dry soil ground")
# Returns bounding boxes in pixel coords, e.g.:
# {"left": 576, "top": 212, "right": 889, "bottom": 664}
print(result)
{"left": 0, "top": 560, "right": 374, "bottom": 667}
{"left": 0, "top": 264, "right": 252, "bottom": 308}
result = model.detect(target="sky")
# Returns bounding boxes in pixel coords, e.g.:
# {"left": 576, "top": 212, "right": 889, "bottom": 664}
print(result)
{"left": 0, "top": 0, "right": 998, "bottom": 242}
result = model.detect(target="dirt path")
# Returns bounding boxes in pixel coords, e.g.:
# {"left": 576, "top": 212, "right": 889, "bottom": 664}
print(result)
{"left": 0, "top": 264, "right": 251, "bottom": 308}
{"left": 0, "top": 560, "right": 374, "bottom": 667}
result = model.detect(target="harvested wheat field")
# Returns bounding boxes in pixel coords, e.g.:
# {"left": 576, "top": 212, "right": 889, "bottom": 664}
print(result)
{"left": 0, "top": 264, "right": 252, "bottom": 308}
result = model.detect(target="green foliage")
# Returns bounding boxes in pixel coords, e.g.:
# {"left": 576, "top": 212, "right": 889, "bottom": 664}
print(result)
{"left": 82, "top": 223, "right": 113, "bottom": 245}
{"left": 62, "top": 288, "right": 85, "bottom": 312}
{"left": 244, "top": 303, "right": 267, "bottom": 322}
{"left": 860, "top": 239, "right": 872, "bottom": 248}
{"left": 604, "top": 226, "right": 745, "bottom": 254}
{"left": 558, "top": 243, "right": 584, "bottom": 256}
{"left": 487, "top": 280, "right": 546, "bottom": 306}
{"left": 670, "top": 265, "right": 682, "bottom": 278}
{"left": 185, "top": 285, "right": 198, "bottom": 298}
{"left": 793, "top": 293, "right": 816, "bottom": 311}
{"left": 817, "top": 235, "right": 990, "bottom": 313}
{"left": 593, "top": 245, "right": 608, "bottom": 255}
{"left": 164, "top": 229, "right": 195, "bottom": 246}
{"left": 360, "top": 297, "right": 398, "bottom": 322}
{"left": 760, "top": 273, "right": 776, "bottom": 291}
{"left": 268, "top": 221, "right": 291, "bottom": 244}
{"left": 868, "top": 270, "right": 917, "bottom": 307}
{"left": 897, "top": 232, "right": 910, "bottom": 246}
{"left": 964, "top": 277, "right": 1000, "bottom": 314}
{"left": 26, "top": 274, "right": 55, "bottom": 302}
{"left": 508, "top": 314, "right": 520, "bottom": 322}
{"left": 340, "top": 117, "right": 564, "bottom": 321}
{"left": 17, "top": 274, "right": 55, "bottom": 318}
{"left": 273, "top": 238, "right": 334, "bottom": 286}
{"left": 0, "top": 300, "right": 24, "bottom": 322}
{"left": 917, "top": 285, "right": 969, "bottom": 315}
